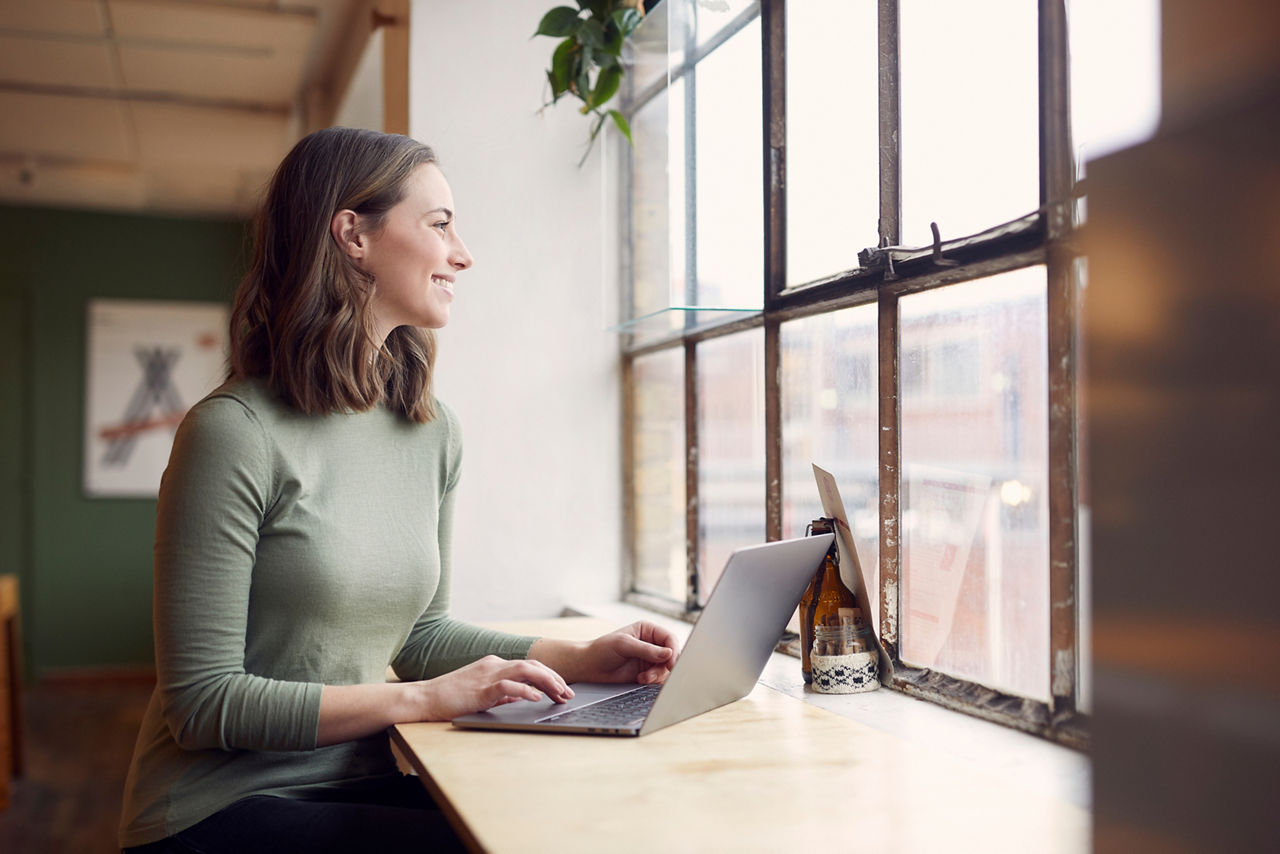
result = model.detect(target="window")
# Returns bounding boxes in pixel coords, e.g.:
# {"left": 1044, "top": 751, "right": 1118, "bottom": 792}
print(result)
{"left": 629, "top": 348, "right": 685, "bottom": 602}
{"left": 619, "top": 0, "right": 1092, "bottom": 745}
{"left": 900, "top": 268, "right": 1050, "bottom": 702}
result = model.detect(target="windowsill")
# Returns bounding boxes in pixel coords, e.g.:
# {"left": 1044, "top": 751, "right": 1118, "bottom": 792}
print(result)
{"left": 565, "top": 599, "right": 1091, "bottom": 813}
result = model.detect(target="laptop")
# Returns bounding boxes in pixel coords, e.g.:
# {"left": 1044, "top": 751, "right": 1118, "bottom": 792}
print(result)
{"left": 451, "top": 532, "right": 834, "bottom": 737}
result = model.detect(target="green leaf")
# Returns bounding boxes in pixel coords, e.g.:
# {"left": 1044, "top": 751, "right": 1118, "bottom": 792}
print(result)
{"left": 535, "top": 6, "right": 582, "bottom": 37}
{"left": 590, "top": 65, "right": 622, "bottom": 109}
{"left": 549, "top": 37, "right": 575, "bottom": 96}
{"left": 601, "top": 18, "right": 624, "bottom": 55}
{"left": 608, "top": 109, "right": 634, "bottom": 146}
{"left": 543, "top": 2, "right": 643, "bottom": 164}
{"left": 578, "top": 18, "right": 606, "bottom": 49}
{"left": 612, "top": 8, "right": 642, "bottom": 39}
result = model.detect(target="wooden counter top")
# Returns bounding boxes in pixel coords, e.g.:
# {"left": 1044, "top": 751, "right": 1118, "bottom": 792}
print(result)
{"left": 391, "top": 617, "right": 1088, "bottom": 853}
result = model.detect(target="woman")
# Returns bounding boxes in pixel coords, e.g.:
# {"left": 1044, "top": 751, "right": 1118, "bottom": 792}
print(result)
{"left": 119, "top": 127, "right": 678, "bottom": 853}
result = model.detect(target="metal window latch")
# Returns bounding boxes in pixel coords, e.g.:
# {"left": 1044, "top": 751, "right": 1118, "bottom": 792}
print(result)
{"left": 882, "top": 234, "right": 898, "bottom": 280}
{"left": 930, "top": 221, "right": 957, "bottom": 267}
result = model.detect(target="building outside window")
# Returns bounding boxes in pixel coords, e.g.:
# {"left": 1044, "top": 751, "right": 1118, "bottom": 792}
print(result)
{"left": 617, "top": 0, "right": 1159, "bottom": 743}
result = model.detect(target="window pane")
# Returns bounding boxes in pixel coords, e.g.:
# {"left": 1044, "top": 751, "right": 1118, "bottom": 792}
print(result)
{"left": 1069, "top": 0, "right": 1161, "bottom": 165}
{"left": 628, "top": 83, "right": 686, "bottom": 341}
{"left": 1068, "top": 0, "right": 1161, "bottom": 230}
{"left": 900, "top": 267, "right": 1050, "bottom": 701}
{"left": 668, "top": 0, "right": 757, "bottom": 58}
{"left": 899, "top": 0, "right": 1039, "bottom": 247}
{"left": 631, "top": 348, "right": 686, "bottom": 601}
{"left": 785, "top": 0, "right": 878, "bottom": 285}
{"left": 781, "top": 304, "right": 880, "bottom": 628}
{"left": 694, "top": 17, "right": 763, "bottom": 311}
{"left": 623, "top": 0, "right": 670, "bottom": 93}
{"left": 697, "top": 329, "right": 765, "bottom": 603}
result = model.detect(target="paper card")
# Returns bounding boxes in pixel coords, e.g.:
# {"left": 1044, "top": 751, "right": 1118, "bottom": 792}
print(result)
{"left": 812, "top": 463, "right": 892, "bottom": 684}
{"left": 900, "top": 465, "right": 991, "bottom": 668}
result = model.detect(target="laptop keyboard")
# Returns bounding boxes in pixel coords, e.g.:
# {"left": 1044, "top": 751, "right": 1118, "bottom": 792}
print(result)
{"left": 536, "top": 684, "right": 662, "bottom": 727}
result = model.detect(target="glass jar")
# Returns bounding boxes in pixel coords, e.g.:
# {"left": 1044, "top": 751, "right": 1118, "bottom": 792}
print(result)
{"left": 810, "top": 620, "right": 879, "bottom": 694}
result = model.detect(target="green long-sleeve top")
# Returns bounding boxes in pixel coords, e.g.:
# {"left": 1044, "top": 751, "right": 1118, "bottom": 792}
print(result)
{"left": 118, "top": 378, "right": 536, "bottom": 848}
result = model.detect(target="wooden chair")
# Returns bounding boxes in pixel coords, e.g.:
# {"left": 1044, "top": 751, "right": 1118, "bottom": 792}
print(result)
{"left": 0, "top": 575, "right": 24, "bottom": 811}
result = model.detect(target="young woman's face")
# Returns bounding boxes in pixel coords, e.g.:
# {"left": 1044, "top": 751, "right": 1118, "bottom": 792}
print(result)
{"left": 360, "top": 163, "right": 473, "bottom": 342}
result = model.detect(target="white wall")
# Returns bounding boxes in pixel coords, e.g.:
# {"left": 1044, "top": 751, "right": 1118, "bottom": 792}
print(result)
{"left": 409, "top": 0, "right": 623, "bottom": 620}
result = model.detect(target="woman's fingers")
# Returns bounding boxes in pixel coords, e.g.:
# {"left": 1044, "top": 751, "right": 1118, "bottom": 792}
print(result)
{"left": 420, "top": 655, "right": 581, "bottom": 721}
{"left": 487, "top": 679, "right": 543, "bottom": 705}
{"left": 633, "top": 621, "right": 681, "bottom": 663}
{"left": 636, "top": 664, "right": 671, "bottom": 685}
{"left": 496, "top": 658, "right": 574, "bottom": 702}
{"left": 614, "top": 633, "right": 675, "bottom": 664}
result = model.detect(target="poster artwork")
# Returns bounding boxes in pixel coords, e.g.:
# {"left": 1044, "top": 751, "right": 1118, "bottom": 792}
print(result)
{"left": 83, "top": 299, "right": 228, "bottom": 498}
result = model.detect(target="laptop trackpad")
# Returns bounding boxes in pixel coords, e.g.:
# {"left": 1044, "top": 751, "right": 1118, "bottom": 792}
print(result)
{"left": 453, "top": 683, "right": 634, "bottom": 726}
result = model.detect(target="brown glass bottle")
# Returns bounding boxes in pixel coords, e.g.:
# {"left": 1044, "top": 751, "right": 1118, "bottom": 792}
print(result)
{"left": 800, "top": 518, "right": 838, "bottom": 684}
{"left": 812, "top": 542, "right": 859, "bottom": 632}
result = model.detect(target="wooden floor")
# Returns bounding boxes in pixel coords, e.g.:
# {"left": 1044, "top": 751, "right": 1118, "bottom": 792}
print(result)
{"left": 0, "top": 676, "right": 153, "bottom": 854}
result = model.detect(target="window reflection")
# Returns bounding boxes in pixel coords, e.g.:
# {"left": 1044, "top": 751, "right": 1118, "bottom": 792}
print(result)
{"left": 781, "top": 305, "right": 880, "bottom": 627}
{"left": 629, "top": 85, "right": 685, "bottom": 340}
{"left": 631, "top": 349, "right": 686, "bottom": 600}
{"left": 900, "top": 267, "right": 1050, "bottom": 701}
{"left": 697, "top": 329, "right": 765, "bottom": 602}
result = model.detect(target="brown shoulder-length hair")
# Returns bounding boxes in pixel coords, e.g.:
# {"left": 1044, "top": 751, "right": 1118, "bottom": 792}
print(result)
{"left": 230, "top": 126, "right": 440, "bottom": 422}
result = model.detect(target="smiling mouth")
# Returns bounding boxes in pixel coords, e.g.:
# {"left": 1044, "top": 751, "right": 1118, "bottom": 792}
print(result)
{"left": 431, "top": 276, "right": 454, "bottom": 294}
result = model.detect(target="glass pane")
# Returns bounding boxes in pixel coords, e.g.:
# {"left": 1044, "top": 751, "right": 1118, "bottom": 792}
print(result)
{"left": 1068, "top": 0, "right": 1161, "bottom": 229}
{"left": 628, "top": 82, "right": 686, "bottom": 342}
{"left": 697, "top": 329, "right": 765, "bottom": 603}
{"left": 1069, "top": 0, "right": 1161, "bottom": 165}
{"left": 669, "top": 0, "right": 757, "bottom": 59}
{"left": 899, "top": 0, "right": 1039, "bottom": 247}
{"left": 694, "top": 17, "right": 763, "bottom": 312}
{"left": 785, "top": 0, "right": 879, "bottom": 285}
{"left": 780, "top": 304, "right": 880, "bottom": 629}
{"left": 623, "top": 0, "right": 670, "bottom": 93}
{"left": 631, "top": 348, "right": 686, "bottom": 601}
{"left": 900, "top": 267, "right": 1050, "bottom": 701}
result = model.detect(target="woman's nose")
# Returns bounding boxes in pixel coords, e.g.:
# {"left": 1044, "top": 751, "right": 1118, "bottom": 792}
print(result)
{"left": 451, "top": 235, "right": 473, "bottom": 271}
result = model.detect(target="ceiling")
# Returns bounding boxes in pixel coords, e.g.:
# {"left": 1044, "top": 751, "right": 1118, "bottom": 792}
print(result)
{"left": 0, "top": 0, "right": 371, "bottom": 218}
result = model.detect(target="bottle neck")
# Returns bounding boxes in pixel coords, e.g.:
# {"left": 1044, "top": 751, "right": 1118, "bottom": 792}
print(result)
{"left": 819, "top": 555, "right": 844, "bottom": 590}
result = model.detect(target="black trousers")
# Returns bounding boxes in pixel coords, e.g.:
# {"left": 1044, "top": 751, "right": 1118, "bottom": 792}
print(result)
{"left": 123, "top": 774, "right": 468, "bottom": 854}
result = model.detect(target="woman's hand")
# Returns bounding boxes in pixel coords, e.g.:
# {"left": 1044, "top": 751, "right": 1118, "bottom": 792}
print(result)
{"left": 318, "top": 625, "right": 680, "bottom": 747}
{"left": 317, "top": 656, "right": 574, "bottom": 746}
{"left": 528, "top": 621, "right": 681, "bottom": 686}
{"left": 415, "top": 655, "right": 576, "bottom": 721}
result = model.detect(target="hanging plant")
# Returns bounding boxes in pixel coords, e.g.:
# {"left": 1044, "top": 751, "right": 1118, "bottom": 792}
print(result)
{"left": 535, "top": 1, "right": 647, "bottom": 164}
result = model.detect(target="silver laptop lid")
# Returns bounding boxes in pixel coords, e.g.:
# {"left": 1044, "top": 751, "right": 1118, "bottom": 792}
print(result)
{"left": 639, "top": 532, "right": 833, "bottom": 735}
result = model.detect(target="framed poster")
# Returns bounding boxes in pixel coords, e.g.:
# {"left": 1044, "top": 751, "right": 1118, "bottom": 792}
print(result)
{"left": 83, "top": 299, "right": 229, "bottom": 498}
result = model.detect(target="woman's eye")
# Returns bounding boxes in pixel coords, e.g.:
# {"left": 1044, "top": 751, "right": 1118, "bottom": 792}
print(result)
{"left": 433, "top": 221, "right": 450, "bottom": 232}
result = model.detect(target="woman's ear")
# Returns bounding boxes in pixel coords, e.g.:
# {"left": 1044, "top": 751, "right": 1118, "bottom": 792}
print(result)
{"left": 330, "top": 209, "right": 366, "bottom": 260}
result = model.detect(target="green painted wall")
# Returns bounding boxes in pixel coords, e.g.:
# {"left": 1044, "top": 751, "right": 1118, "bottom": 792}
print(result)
{"left": 0, "top": 205, "right": 247, "bottom": 674}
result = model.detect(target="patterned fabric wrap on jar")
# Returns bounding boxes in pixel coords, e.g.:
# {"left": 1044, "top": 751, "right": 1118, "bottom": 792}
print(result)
{"left": 811, "top": 623, "right": 879, "bottom": 694}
